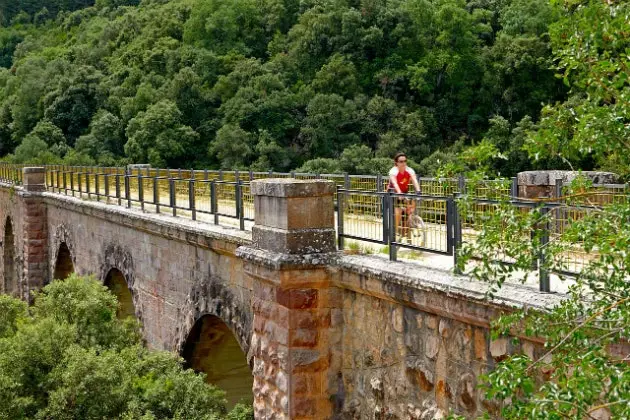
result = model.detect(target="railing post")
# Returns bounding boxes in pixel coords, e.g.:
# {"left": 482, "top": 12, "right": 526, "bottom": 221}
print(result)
{"left": 382, "top": 191, "right": 389, "bottom": 247}
{"left": 78, "top": 172, "right": 82, "bottom": 198}
{"left": 511, "top": 176, "right": 518, "bottom": 199}
{"left": 376, "top": 174, "right": 383, "bottom": 192}
{"left": 154, "top": 177, "right": 160, "bottom": 213}
{"left": 138, "top": 174, "right": 144, "bottom": 211}
{"left": 125, "top": 174, "right": 131, "bottom": 208}
{"left": 116, "top": 175, "right": 121, "bottom": 206}
{"left": 104, "top": 173, "right": 109, "bottom": 202}
{"left": 446, "top": 197, "right": 454, "bottom": 252}
{"left": 453, "top": 195, "right": 463, "bottom": 274}
{"left": 388, "top": 193, "right": 397, "bottom": 261}
{"left": 219, "top": 170, "right": 224, "bottom": 181}
{"left": 234, "top": 181, "right": 240, "bottom": 223}
{"left": 63, "top": 170, "right": 67, "bottom": 193}
{"left": 87, "top": 173, "right": 92, "bottom": 199}
{"left": 458, "top": 174, "right": 466, "bottom": 195}
{"left": 344, "top": 172, "right": 350, "bottom": 190}
{"left": 539, "top": 206, "right": 551, "bottom": 292}
{"left": 337, "top": 186, "right": 344, "bottom": 250}
{"left": 211, "top": 180, "right": 218, "bottom": 225}
{"left": 249, "top": 170, "right": 254, "bottom": 182}
{"left": 95, "top": 173, "right": 100, "bottom": 202}
{"left": 190, "top": 178, "right": 196, "bottom": 221}
{"left": 555, "top": 178, "right": 563, "bottom": 234}
{"left": 237, "top": 181, "right": 244, "bottom": 230}
{"left": 170, "top": 178, "right": 176, "bottom": 217}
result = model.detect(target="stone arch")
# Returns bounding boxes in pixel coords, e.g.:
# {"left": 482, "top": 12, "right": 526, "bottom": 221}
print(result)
{"left": 50, "top": 224, "right": 76, "bottom": 282}
{"left": 181, "top": 314, "right": 253, "bottom": 408}
{"left": 99, "top": 242, "right": 140, "bottom": 323}
{"left": 104, "top": 268, "right": 136, "bottom": 319}
{"left": 2, "top": 217, "right": 18, "bottom": 295}
{"left": 175, "top": 280, "right": 253, "bottom": 360}
{"left": 53, "top": 242, "right": 74, "bottom": 280}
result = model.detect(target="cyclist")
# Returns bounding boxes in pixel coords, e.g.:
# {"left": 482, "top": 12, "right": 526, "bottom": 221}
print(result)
{"left": 388, "top": 152, "right": 421, "bottom": 242}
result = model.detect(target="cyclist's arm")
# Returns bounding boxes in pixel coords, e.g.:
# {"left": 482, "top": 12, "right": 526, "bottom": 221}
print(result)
{"left": 411, "top": 172, "right": 420, "bottom": 194}
{"left": 389, "top": 174, "right": 402, "bottom": 193}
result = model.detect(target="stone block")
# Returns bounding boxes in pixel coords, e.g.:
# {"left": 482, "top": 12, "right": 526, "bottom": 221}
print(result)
{"left": 23, "top": 167, "right": 46, "bottom": 192}
{"left": 254, "top": 195, "right": 334, "bottom": 230}
{"left": 517, "top": 170, "right": 619, "bottom": 199}
{"left": 252, "top": 225, "right": 336, "bottom": 254}
{"left": 250, "top": 179, "right": 335, "bottom": 198}
{"left": 489, "top": 338, "right": 508, "bottom": 360}
{"left": 276, "top": 288, "right": 319, "bottom": 309}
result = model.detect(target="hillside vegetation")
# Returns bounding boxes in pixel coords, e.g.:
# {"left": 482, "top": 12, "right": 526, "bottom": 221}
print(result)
{"left": 0, "top": 0, "right": 620, "bottom": 176}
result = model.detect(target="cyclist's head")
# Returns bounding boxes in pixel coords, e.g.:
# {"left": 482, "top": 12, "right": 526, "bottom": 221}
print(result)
{"left": 394, "top": 152, "right": 407, "bottom": 166}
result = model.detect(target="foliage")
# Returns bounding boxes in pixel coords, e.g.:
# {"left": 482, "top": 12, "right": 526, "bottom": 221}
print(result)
{"left": 0, "top": 275, "right": 253, "bottom": 420}
{"left": 0, "top": 0, "right": 566, "bottom": 174}
{"left": 455, "top": 1, "right": 630, "bottom": 417}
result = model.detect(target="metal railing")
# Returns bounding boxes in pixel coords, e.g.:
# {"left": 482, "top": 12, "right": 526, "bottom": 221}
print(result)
{"left": 44, "top": 168, "right": 253, "bottom": 230}
{"left": 1, "top": 163, "right": 628, "bottom": 291}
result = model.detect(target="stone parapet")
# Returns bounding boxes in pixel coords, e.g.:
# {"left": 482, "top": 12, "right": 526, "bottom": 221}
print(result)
{"left": 517, "top": 170, "right": 619, "bottom": 199}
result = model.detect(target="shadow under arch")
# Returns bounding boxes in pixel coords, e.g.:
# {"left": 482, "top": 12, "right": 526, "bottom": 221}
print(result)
{"left": 53, "top": 242, "right": 74, "bottom": 280}
{"left": 182, "top": 314, "right": 253, "bottom": 408}
{"left": 104, "top": 268, "right": 135, "bottom": 319}
{"left": 3, "top": 218, "right": 17, "bottom": 296}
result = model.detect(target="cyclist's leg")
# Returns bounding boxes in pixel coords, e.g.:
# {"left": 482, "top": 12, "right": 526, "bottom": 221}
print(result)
{"left": 405, "top": 200, "right": 415, "bottom": 239}
{"left": 394, "top": 206, "right": 402, "bottom": 238}
{"left": 401, "top": 203, "right": 410, "bottom": 240}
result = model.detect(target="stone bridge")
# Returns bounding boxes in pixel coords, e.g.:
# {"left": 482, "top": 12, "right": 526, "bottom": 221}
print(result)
{"left": 0, "top": 167, "right": 561, "bottom": 419}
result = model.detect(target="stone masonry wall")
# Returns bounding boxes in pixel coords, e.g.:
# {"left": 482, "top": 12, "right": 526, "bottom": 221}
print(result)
{"left": 42, "top": 192, "right": 254, "bottom": 354}
{"left": 334, "top": 255, "right": 562, "bottom": 419}
{"left": 0, "top": 183, "right": 25, "bottom": 297}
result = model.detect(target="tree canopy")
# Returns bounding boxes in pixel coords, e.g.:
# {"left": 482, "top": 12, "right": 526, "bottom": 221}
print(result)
{"left": 455, "top": 1, "right": 630, "bottom": 417}
{"left": 0, "top": 0, "right": 568, "bottom": 175}
{"left": 0, "top": 274, "right": 253, "bottom": 419}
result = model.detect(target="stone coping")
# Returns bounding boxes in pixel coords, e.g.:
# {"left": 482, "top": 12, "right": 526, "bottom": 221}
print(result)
{"left": 517, "top": 170, "right": 618, "bottom": 186}
{"left": 337, "top": 254, "right": 565, "bottom": 311}
{"left": 250, "top": 178, "right": 335, "bottom": 197}
{"left": 23, "top": 166, "right": 46, "bottom": 174}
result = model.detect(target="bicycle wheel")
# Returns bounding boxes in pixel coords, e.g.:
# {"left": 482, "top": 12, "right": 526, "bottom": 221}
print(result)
{"left": 408, "top": 214, "right": 426, "bottom": 247}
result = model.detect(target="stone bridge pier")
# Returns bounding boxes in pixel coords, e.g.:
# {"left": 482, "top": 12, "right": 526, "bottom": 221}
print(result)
{"left": 239, "top": 179, "right": 341, "bottom": 418}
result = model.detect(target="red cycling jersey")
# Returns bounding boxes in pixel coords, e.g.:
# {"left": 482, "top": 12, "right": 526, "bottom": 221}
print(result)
{"left": 388, "top": 167, "right": 415, "bottom": 193}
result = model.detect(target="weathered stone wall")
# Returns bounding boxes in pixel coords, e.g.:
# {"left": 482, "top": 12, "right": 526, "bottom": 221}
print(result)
{"left": 42, "top": 193, "right": 254, "bottom": 353}
{"left": 0, "top": 183, "right": 24, "bottom": 297}
{"left": 332, "top": 255, "right": 561, "bottom": 419}
{"left": 517, "top": 170, "right": 618, "bottom": 199}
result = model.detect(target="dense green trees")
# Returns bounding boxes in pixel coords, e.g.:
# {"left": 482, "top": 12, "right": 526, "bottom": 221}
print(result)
{"left": 457, "top": 1, "right": 630, "bottom": 417}
{"left": 0, "top": 0, "right": 568, "bottom": 175}
{"left": 0, "top": 275, "right": 253, "bottom": 419}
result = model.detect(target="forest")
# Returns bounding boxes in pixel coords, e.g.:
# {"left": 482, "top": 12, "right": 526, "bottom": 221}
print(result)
{"left": 0, "top": 0, "right": 625, "bottom": 177}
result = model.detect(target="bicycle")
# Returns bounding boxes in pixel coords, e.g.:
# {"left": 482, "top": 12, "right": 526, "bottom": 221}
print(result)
{"left": 396, "top": 197, "right": 427, "bottom": 247}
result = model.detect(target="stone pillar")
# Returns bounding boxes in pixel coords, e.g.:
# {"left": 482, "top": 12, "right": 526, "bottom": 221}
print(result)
{"left": 21, "top": 167, "right": 48, "bottom": 300}
{"left": 517, "top": 170, "right": 618, "bottom": 199}
{"left": 238, "top": 179, "right": 341, "bottom": 419}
